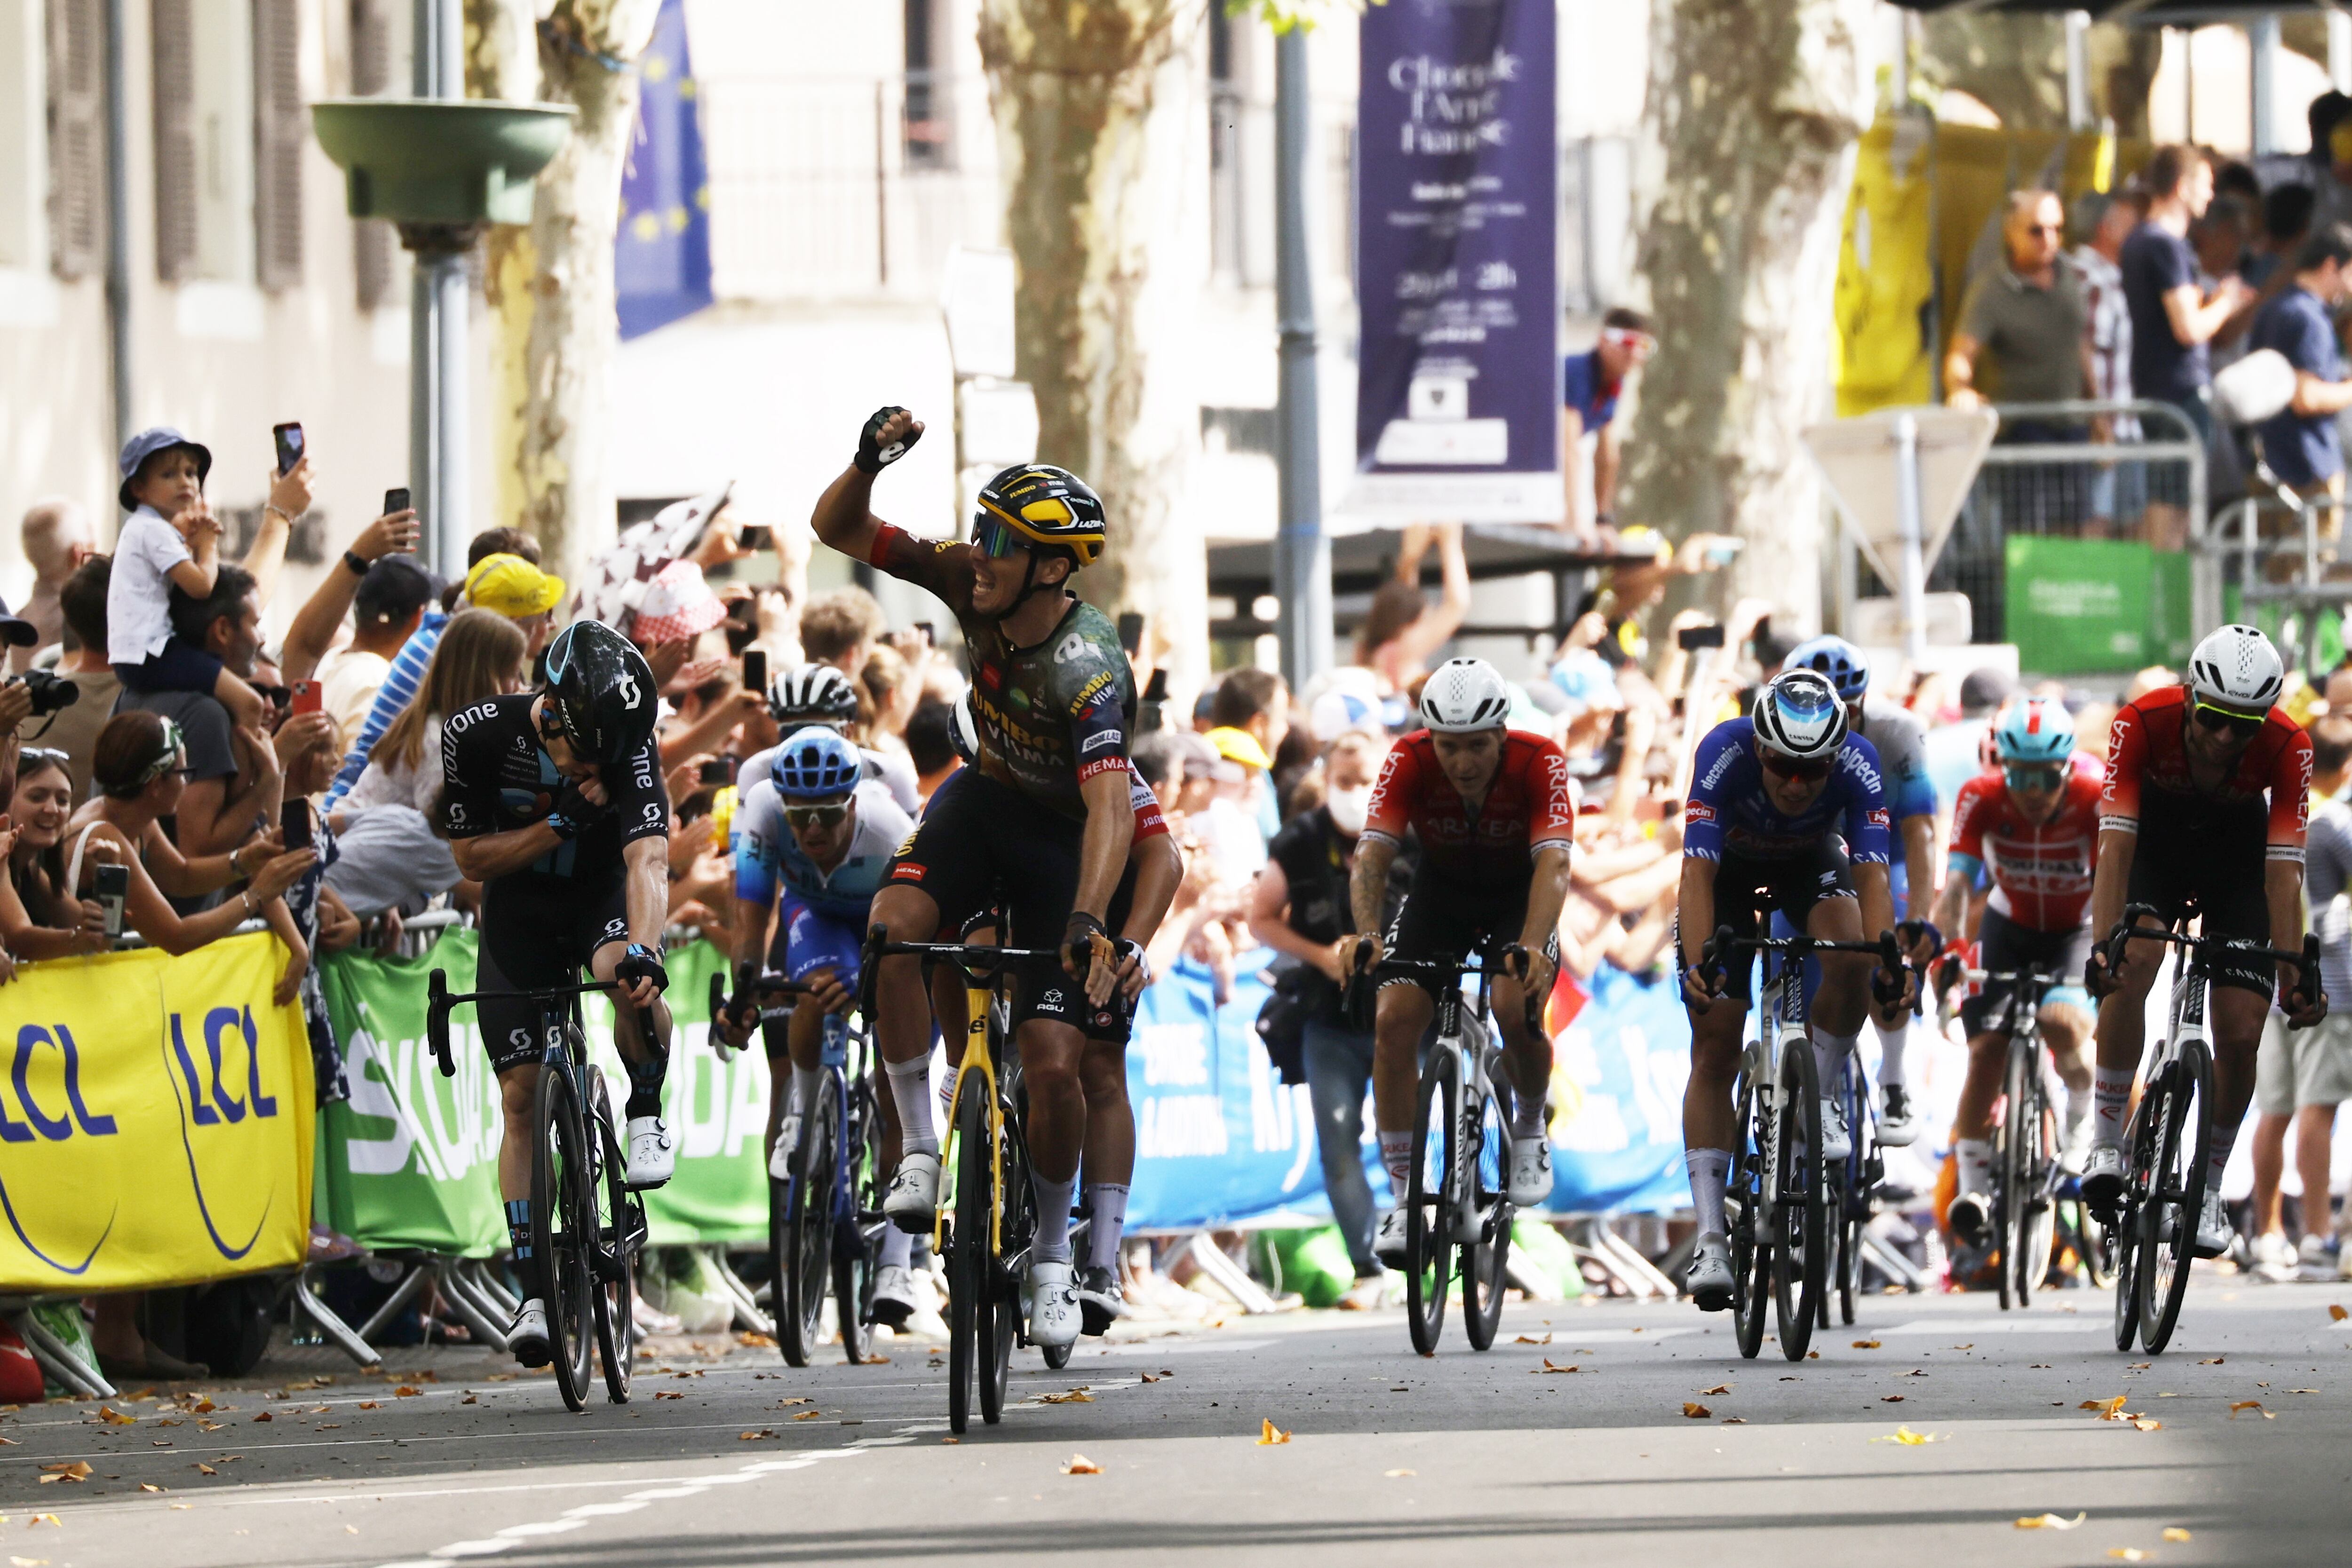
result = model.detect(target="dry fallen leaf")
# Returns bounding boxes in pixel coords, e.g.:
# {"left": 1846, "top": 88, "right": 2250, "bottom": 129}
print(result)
{"left": 1852, "top": 1339, "right": 1882, "bottom": 1350}
{"left": 792, "top": 1411, "right": 823, "bottom": 1422}
{"left": 1384, "top": 1468, "right": 1415, "bottom": 1477}
{"left": 2230, "top": 1401, "right": 2273, "bottom": 1420}
{"left": 138, "top": 1484, "right": 164, "bottom": 1494}
{"left": 355, "top": 1402, "right": 379, "bottom": 1411}
{"left": 738, "top": 1430, "right": 776, "bottom": 1441}
{"left": 1721, "top": 1417, "right": 1747, "bottom": 1425}
{"left": 393, "top": 1386, "right": 421, "bottom": 1398}
{"left": 1061, "top": 1454, "right": 1102, "bottom": 1475}
{"left": 1682, "top": 1402, "right": 1712, "bottom": 1419}
{"left": 1534, "top": 1360, "right": 1581, "bottom": 1375}
{"left": 250, "top": 1411, "right": 271, "bottom": 1423}
{"left": 11, "top": 1555, "right": 48, "bottom": 1566}
{"left": 191, "top": 1400, "right": 215, "bottom": 1414}
{"left": 461, "top": 1395, "right": 477, "bottom": 1406}
{"left": 2162, "top": 1528, "right": 2192, "bottom": 1542}
{"left": 27, "top": 1518, "right": 56, "bottom": 1529}
{"left": 2108, "top": 1550, "right": 2148, "bottom": 1562}
{"left": 2199, "top": 1357, "right": 2225, "bottom": 1366}
{"left": 1881, "top": 1395, "right": 1906, "bottom": 1404}
{"left": 653, "top": 1392, "right": 683, "bottom": 1401}
{"left": 96, "top": 1407, "right": 135, "bottom": 1426}
{"left": 1140, "top": 1374, "right": 1163, "bottom": 1385}
{"left": 194, "top": 1464, "right": 216, "bottom": 1476}
{"left": 1515, "top": 1333, "right": 1551, "bottom": 1345}
{"left": 1256, "top": 1418, "right": 1291, "bottom": 1445}
{"left": 1700, "top": 1384, "right": 1732, "bottom": 1396}
{"left": 779, "top": 1397, "right": 812, "bottom": 1406}
{"left": 1037, "top": 1390, "right": 1093, "bottom": 1405}
{"left": 1871, "top": 1426, "right": 1941, "bottom": 1445}
{"left": 1806, "top": 1351, "right": 1820, "bottom": 1361}
{"left": 35, "top": 1464, "right": 89, "bottom": 1485}
{"left": 2332, "top": 1304, "right": 2348, "bottom": 1323}
{"left": 2015, "top": 1512, "right": 2087, "bottom": 1531}
{"left": 2083, "top": 1396, "right": 2130, "bottom": 1419}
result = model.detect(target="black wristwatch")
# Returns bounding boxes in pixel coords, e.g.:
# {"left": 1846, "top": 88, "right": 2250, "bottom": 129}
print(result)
{"left": 343, "top": 549, "right": 372, "bottom": 576}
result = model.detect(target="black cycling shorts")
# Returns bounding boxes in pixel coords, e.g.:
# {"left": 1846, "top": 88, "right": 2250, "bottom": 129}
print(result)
{"left": 1672, "top": 842, "right": 1859, "bottom": 1008}
{"left": 884, "top": 766, "right": 1141, "bottom": 1044}
{"left": 1960, "top": 904, "right": 2095, "bottom": 1036}
{"left": 477, "top": 878, "right": 631, "bottom": 1074}
{"left": 2123, "top": 798, "right": 2275, "bottom": 998}
{"left": 1379, "top": 870, "right": 1557, "bottom": 1004}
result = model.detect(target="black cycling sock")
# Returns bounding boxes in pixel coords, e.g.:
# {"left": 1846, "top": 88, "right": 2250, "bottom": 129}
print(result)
{"left": 625, "top": 1049, "right": 668, "bottom": 1121}
{"left": 505, "top": 1199, "right": 532, "bottom": 1261}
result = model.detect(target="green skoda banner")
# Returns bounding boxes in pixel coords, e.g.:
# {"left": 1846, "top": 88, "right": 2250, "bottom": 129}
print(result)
{"left": 316, "top": 930, "right": 769, "bottom": 1254}
{"left": 2004, "top": 535, "right": 2194, "bottom": 674}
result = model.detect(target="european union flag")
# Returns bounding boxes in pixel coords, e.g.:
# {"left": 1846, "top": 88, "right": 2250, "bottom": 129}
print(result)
{"left": 616, "top": 0, "right": 712, "bottom": 340}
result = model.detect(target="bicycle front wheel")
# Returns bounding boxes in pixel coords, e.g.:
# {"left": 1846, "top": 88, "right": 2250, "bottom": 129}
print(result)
{"left": 783, "top": 1075, "right": 841, "bottom": 1368}
{"left": 1772, "top": 1042, "right": 1825, "bottom": 1362}
{"left": 979, "top": 1099, "right": 1026, "bottom": 1427}
{"left": 2002, "top": 1044, "right": 2058, "bottom": 1310}
{"left": 588, "top": 1072, "right": 640, "bottom": 1404}
{"left": 1404, "top": 1064, "right": 1456, "bottom": 1355}
{"left": 531, "top": 1065, "right": 596, "bottom": 1413}
{"left": 946, "top": 1083, "right": 988, "bottom": 1435}
{"left": 2140, "top": 1042, "right": 2213, "bottom": 1355}
{"left": 1729, "top": 1070, "right": 1770, "bottom": 1361}
{"left": 834, "top": 1078, "right": 883, "bottom": 1366}
{"left": 1459, "top": 1079, "right": 1511, "bottom": 1352}
{"left": 2112, "top": 1095, "right": 2151, "bottom": 1353}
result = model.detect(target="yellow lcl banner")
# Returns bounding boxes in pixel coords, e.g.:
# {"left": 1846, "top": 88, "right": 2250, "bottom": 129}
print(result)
{"left": 0, "top": 931, "right": 313, "bottom": 1292}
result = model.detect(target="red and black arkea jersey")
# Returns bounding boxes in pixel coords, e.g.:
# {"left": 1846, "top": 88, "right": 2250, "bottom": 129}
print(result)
{"left": 2100, "top": 685, "right": 2312, "bottom": 862}
{"left": 1949, "top": 766, "right": 2103, "bottom": 931}
{"left": 1362, "top": 729, "right": 1575, "bottom": 884}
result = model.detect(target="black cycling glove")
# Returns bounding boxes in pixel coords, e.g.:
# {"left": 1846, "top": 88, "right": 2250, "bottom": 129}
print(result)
{"left": 617, "top": 943, "right": 669, "bottom": 995}
{"left": 544, "top": 779, "right": 610, "bottom": 841}
{"left": 854, "top": 406, "right": 922, "bottom": 474}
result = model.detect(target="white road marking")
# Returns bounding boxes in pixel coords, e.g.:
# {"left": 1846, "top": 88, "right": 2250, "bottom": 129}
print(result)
{"left": 1874, "top": 1318, "right": 2101, "bottom": 1336}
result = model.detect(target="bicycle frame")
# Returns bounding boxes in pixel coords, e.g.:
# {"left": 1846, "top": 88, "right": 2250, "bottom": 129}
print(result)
{"left": 1375, "top": 956, "right": 1505, "bottom": 1235}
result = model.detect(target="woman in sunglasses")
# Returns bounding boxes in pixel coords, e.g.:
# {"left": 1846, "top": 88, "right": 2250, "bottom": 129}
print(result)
{"left": 1674, "top": 667, "right": 1913, "bottom": 1310}
{"left": 2081, "top": 625, "right": 2328, "bottom": 1252}
{"left": 1930, "top": 698, "right": 2104, "bottom": 1247}
{"left": 0, "top": 748, "right": 110, "bottom": 961}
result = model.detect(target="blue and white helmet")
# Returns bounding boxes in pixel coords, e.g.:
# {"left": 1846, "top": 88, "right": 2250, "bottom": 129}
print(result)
{"left": 1783, "top": 634, "right": 1870, "bottom": 704}
{"left": 1753, "top": 669, "right": 1850, "bottom": 761}
{"left": 1993, "top": 697, "right": 2075, "bottom": 766}
{"left": 770, "top": 725, "right": 862, "bottom": 800}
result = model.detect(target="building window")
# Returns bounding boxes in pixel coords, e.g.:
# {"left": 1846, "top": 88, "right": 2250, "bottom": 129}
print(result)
{"left": 903, "top": 0, "right": 951, "bottom": 170}
{"left": 153, "top": 0, "right": 256, "bottom": 283}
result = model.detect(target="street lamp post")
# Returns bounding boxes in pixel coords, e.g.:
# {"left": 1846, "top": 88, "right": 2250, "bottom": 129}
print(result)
{"left": 1272, "top": 24, "right": 1332, "bottom": 691}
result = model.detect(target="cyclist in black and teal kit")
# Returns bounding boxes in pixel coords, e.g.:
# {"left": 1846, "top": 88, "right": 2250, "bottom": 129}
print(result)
{"left": 808, "top": 406, "right": 1179, "bottom": 1348}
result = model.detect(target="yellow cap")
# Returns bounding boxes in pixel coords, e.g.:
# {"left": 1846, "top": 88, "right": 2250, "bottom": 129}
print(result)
{"left": 462, "top": 552, "right": 565, "bottom": 617}
{"left": 1204, "top": 725, "right": 1272, "bottom": 771}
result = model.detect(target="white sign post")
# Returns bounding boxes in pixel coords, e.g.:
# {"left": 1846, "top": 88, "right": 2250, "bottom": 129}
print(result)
{"left": 1802, "top": 406, "right": 1998, "bottom": 661}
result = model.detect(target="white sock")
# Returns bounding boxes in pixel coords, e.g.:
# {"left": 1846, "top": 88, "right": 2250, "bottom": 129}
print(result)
{"left": 2064, "top": 1083, "right": 2092, "bottom": 1137}
{"left": 1812, "top": 1027, "right": 1859, "bottom": 1095}
{"left": 938, "top": 1066, "right": 956, "bottom": 1126}
{"left": 1873, "top": 1017, "right": 1908, "bottom": 1087}
{"left": 2206, "top": 1121, "right": 2239, "bottom": 1190}
{"left": 1085, "top": 1183, "right": 1128, "bottom": 1274}
{"left": 1955, "top": 1138, "right": 1992, "bottom": 1198}
{"left": 788, "top": 1065, "right": 821, "bottom": 1118}
{"left": 886, "top": 1057, "right": 938, "bottom": 1156}
{"left": 1685, "top": 1147, "right": 1731, "bottom": 1237}
{"left": 880, "top": 1224, "right": 912, "bottom": 1272}
{"left": 1509, "top": 1074, "right": 1546, "bottom": 1139}
{"left": 1380, "top": 1131, "right": 1414, "bottom": 1196}
{"left": 1032, "top": 1170, "right": 1077, "bottom": 1264}
{"left": 2093, "top": 1065, "right": 2134, "bottom": 1146}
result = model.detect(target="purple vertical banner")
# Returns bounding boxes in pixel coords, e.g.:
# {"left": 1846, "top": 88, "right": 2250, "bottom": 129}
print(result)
{"left": 1350, "top": 0, "right": 1559, "bottom": 523}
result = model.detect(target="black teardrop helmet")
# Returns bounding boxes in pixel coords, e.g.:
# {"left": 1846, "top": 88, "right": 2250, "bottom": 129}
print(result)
{"left": 542, "top": 620, "right": 658, "bottom": 767}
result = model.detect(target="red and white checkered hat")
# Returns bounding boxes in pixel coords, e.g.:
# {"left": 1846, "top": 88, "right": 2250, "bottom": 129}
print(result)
{"left": 628, "top": 558, "right": 728, "bottom": 646}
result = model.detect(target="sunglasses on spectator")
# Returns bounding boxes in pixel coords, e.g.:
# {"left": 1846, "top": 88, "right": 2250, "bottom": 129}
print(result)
{"left": 2003, "top": 764, "right": 2066, "bottom": 794}
{"left": 255, "top": 685, "right": 292, "bottom": 709}
{"left": 2192, "top": 703, "right": 2265, "bottom": 740}
{"left": 782, "top": 799, "right": 853, "bottom": 828}
{"left": 16, "top": 746, "right": 69, "bottom": 772}
{"left": 1757, "top": 747, "right": 1831, "bottom": 782}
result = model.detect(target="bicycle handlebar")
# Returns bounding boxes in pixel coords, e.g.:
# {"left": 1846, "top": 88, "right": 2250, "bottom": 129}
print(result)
{"left": 2098, "top": 904, "right": 2325, "bottom": 1022}
{"left": 425, "top": 969, "right": 658, "bottom": 1080}
{"left": 857, "top": 928, "right": 1063, "bottom": 1020}
{"left": 1694, "top": 926, "right": 1907, "bottom": 1001}
{"left": 706, "top": 969, "right": 813, "bottom": 1031}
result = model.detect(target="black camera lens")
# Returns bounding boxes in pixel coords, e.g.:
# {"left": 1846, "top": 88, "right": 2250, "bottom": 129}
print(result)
{"left": 16, "top": 671, "right": 78, "bottom": 716}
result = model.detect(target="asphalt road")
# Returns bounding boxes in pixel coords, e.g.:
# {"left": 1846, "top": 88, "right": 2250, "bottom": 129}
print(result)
{"left": 11, "top": 1276, "right": 2352, "bottom": 1567}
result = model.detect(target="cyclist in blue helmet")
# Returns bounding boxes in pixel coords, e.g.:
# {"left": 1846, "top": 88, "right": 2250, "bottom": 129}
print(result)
{"left": 1675, "top": 668, "right": 1912, "bottom": 1310}
{"left": 716, "top": 725, "right": 923, "bottom": 1327}
{"left": 1781, "top": 634, "right": 1941, "bottom": 1146}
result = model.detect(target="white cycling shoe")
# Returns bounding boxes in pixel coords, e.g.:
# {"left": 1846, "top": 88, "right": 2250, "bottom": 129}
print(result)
{"left": 1876, "top": 1084, "right": 1917, "bottom": 1148}
{"left": 2079, "top": 1141, "right": 2127, "bottom": 1214}
{"left": 767, "top": 1113, "right": 803, "bottom": 1183}
{"left": 1373, "top": 1207, "right": 1411, "bottom": 1267}
{"left": 1819, "top": 1096, "right": 1851, "bottom": 1163}
{"left": 509, "top": 1298, "right": 552, "bottom": 1368}
{"left": 1507, "top": 1135, "right": 1553, "bottom": 1207}
{"left": 871, "top": 1264, "right": 918, "bottom": 1330}
{"left": 1686, "top": 1233, "right": 1734, "bottom": 1311}
{"left": 883, "top": 1150, "right": 941, "bottom": 1233}
{"left": 2193, "top": 1189, "right": 2234, "bottom": 1260}
{"left": 625, "top": 1116, "right": 676, "bottom": 1189}
{"left": 1027, "top": 1259, "right": 1082, "bottom": 1348}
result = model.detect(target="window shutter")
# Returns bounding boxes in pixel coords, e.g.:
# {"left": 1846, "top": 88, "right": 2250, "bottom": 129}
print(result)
{"left": 348, "top": 0, "right": 394, "bottom": 309}
{"left": 45, "top": 0, "right": 105, "bottom": 279}
{"left": 252, "top": 0, "right": 304, "bottom": 289}
{"left": 150, "top": 0, "right": 198, "bottom": 282}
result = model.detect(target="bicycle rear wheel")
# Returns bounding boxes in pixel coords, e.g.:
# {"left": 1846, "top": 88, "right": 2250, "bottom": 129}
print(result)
{"left": 834, "top": 1077, "right": 883, "bottom": 1366}
{"left": 979, "top": 1100, "right": 1025, "bottom": 1427}
{"left": 2139, "top": 1042, "right": 2212, "bottom": 1355}
{"left": 2112, "top": 1096, "right": 2153, "bottom": 1352}
{"left": 588, "top": 1073, "right": 640, "bottom": 1404}
{"left": 946, "top": 1083, "right": 987, "bottom": 1435}
{"left": 1460, "top": 1078, "right": 1512, "bottom": 1352}
{"left": 1404, "top": 1063, "right": 1455, "bottom": 1355}
{"left": 1772, "top": 1042, "right": 1825, "bottom": 1362}
{"left": 1729, "top": 1069, "right": 1770, "bottom": 1361}
{"left": 1994, "top": 1040, "right": 2026, "bottom": 1312}
{"left": 531, "top": 1065, "right": 596, "bottom": 1412}
{"left": 782, "top": 1075, "right": 841, "bottom": 1367}
{"left": 2003, "top": 1047, "right": 2058, "bottom": 1309}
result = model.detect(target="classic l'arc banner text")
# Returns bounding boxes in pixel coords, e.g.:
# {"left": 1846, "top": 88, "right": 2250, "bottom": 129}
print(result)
{"left": 0, "top": 932, "right": 313, "bottom": 1293}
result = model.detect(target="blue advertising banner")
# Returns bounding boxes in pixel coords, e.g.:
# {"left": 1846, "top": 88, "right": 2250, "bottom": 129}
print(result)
{"left": 616, "top": 0, "right": 714, "bottom": 341}
{"left": 1351, "top": 0, "right": 1559, "bottom": 524}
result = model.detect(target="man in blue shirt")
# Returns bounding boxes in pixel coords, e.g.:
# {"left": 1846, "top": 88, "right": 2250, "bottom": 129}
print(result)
{"left": 1674, "top": 669, "right": 1911, "bottom": 1311}
{"left": 1561, "top": 306, "right": 1651, "bottom": 540}
{"left": 2250, "top": 222, "right": 2352, "bottom": 544}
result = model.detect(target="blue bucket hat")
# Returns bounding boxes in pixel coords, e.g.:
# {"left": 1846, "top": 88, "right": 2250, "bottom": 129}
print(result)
{"left": 117, "top": 426, "right": 213, "bottom": 512}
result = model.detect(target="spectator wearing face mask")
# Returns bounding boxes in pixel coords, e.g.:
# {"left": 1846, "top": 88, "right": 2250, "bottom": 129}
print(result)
{"left": 1248, "top": 731, "right": 1400, "bottom": 1305}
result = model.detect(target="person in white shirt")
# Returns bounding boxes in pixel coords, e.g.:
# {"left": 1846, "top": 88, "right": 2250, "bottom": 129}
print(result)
{"left": 316, "top": 556, "right": 440, "bottom": 752}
